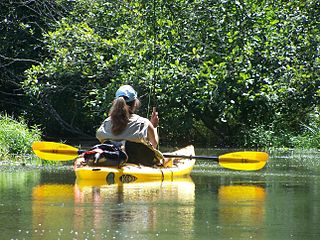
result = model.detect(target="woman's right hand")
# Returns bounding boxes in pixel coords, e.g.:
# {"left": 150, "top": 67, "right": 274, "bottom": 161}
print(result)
{"left": 150, "top": 107, "right": 159, "bottom": 128}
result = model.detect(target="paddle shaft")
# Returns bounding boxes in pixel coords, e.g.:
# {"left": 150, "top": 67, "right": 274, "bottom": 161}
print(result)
{"left": 163, "top": 154, "right": 218, "bottom": 161}
{"left": 39, "top": 149, "right": 85, "bottom": 155}
{"left": 163, "top": 154, "right": 260, "bottom": 163}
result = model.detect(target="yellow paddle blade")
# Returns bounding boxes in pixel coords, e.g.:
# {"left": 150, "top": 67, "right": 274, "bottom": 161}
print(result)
{"left": 32, "top": 141, "right": 80, "bottom": 161}
{"left": 218, "top": 151, "right": 268, "bottom": 171}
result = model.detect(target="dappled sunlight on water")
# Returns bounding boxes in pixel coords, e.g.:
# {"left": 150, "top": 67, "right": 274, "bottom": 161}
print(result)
{"left": 1, "top": 148, "right": 320, "bottom": 239}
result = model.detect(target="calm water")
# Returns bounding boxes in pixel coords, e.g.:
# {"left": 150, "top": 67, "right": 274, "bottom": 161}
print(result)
{"left": 1, "top": 149, "right": 320, "bottom": 240}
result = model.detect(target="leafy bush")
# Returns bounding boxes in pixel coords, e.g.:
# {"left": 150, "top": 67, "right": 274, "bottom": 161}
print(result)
{"left": 291, "top": 109, "right": 320, "bottom": 149}
{"left": 243, "top": 124, "right": 295, "bottom": 148}
{"left": 0, "top": 114, "right": 41, "bottom": 158}
{"left": 243, "top": 108, "right": 320, "bottom": 149}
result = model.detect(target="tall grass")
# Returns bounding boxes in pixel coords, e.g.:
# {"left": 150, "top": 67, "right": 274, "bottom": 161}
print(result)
{"left": 0, "top": 114, "right": 42, "bottom": 162}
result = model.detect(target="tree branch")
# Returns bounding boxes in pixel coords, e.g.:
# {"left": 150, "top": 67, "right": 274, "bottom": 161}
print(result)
{"left": 0, "top": 54, "right": 41, "bottom": 67}
{"left": 44, "top": 99, "right": 92, "bottom": 137}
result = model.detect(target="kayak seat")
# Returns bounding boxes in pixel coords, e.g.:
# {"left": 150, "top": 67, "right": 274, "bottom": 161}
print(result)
{"left": 125, "top": 141, "right": 156, "bottom": 167}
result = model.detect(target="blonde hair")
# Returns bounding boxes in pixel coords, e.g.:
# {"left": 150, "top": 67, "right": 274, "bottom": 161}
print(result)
{"left": 110, "top": 97, "right": 140, "bottom": 135}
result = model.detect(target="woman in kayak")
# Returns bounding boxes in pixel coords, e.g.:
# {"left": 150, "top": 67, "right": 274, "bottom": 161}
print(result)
{"left": 96, "top": 85, "right": 162, "bottom": 166}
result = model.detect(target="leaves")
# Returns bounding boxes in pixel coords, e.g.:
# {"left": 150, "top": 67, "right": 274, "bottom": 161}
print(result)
{"left": 18, "top": 0, "right": 320, "bottom": 146}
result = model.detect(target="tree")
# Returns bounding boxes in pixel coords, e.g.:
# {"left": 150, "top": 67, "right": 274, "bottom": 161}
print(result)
{"left": 0, "top": 0, "right": 69, "bottom": 124}
{"left": 23, "top": 0, "right": 320, "bottom": 146}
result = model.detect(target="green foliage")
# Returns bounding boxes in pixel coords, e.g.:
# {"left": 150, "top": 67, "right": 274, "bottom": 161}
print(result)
{"left": 244, "top": 107, "right": 320, "bottom": 149}
{"left": 0, "top": 114, "right": 41, "bottom": 158}
{"left": 243, "top": 124, "right": 296, "bottom": 148}
{"left": 20, "top": 0, "right": 320, "bottom": 147}
{"left": 0, "top": 0, "right": 68, "bottom": 118}
{"left": 292, "top": 109, "right": 320, "bottom": 149}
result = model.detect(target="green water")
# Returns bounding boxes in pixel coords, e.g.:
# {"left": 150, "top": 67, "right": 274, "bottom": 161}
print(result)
{"left": 1, "top": 149, "right": 320, "bottom": 240}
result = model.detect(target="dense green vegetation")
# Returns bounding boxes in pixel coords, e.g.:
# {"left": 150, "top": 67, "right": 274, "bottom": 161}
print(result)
{"left": 0, "top": 114, "right": 41, "bottom": 160}
{"left": 1, "top": 0, "right": 319, "bottom": 149}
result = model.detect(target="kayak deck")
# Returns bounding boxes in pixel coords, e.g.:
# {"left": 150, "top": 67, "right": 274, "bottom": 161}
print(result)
{"left": 74, "top": 145, "right": 196, "bottom": 184}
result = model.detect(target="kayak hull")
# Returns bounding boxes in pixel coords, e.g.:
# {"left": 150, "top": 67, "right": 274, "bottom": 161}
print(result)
{"left": 74, "top": 145, "right": 196, "bottom": 184}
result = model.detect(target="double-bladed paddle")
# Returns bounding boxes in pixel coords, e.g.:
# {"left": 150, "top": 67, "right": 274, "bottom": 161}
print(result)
{"left": 32, "top": 141, "right": 268, "bottom": 171}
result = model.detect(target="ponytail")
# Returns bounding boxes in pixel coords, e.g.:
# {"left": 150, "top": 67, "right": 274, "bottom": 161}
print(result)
{"left": 109, "top": 97, "right": 141, "bottom": 135}
{"left": 110, "top": 97, "right": 130, "bottom": 135}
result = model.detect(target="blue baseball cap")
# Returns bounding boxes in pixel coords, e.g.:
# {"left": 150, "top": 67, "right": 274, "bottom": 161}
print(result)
{"left": 115, "top": 85, "right": 137, "bottom": 102}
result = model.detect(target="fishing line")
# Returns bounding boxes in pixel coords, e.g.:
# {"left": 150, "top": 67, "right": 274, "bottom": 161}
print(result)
{"left": 146, "top": 0, "right": 161, "bottom": 149}
{"left": 147, "top": 0, "right": 157, "bottom": 119}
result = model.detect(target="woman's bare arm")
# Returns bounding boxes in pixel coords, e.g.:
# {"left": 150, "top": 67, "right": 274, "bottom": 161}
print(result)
{"left": 148, "top": 123, "right": 159, "bottom": 148}
{"left": 148, "top": 108, "right": 159, "bottom": 147}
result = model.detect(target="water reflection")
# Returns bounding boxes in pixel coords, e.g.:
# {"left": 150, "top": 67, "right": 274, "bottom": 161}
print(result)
{"left": 74, "top": 178, "right": 195, "bottom": 239}
{"left": 31, "top": 178, "right": 195, "bottom": 239}
{"left": 218, "top": 184, "right": 266, "bottom": 239}
{"left": 0, "top": 171, "right": 41, "bottom": 240}
{"left": 3, "top": 151, "right": 320, "bottom": 240}
{"left": 32, "top": 184, "right": 75, "bottom": 239}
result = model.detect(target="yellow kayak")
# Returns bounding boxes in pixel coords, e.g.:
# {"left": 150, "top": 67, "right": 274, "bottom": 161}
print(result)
{"left": 74, "top": 145, "right": 195, "bottom": 184}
